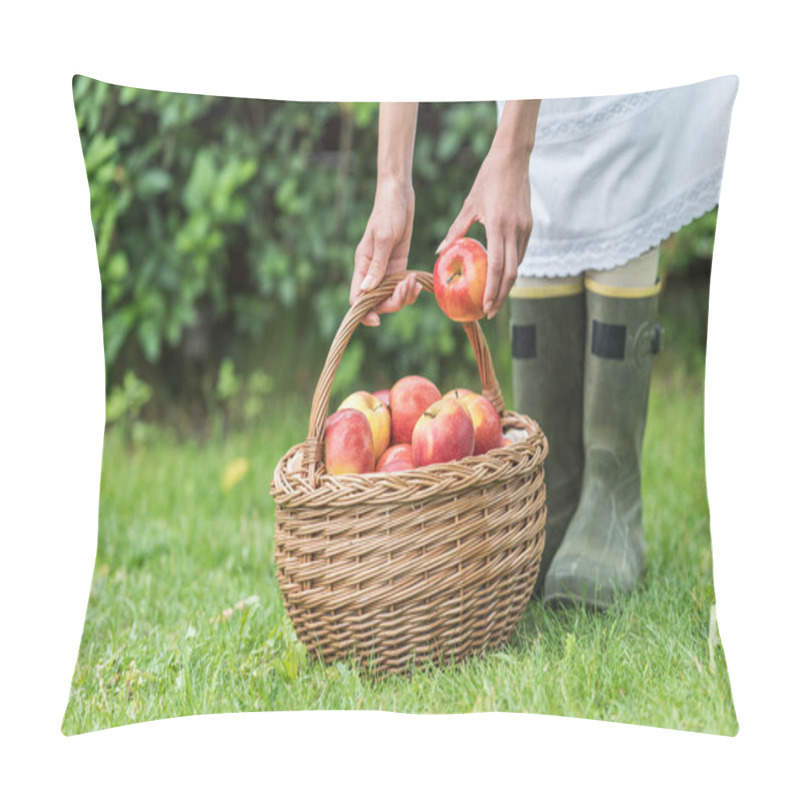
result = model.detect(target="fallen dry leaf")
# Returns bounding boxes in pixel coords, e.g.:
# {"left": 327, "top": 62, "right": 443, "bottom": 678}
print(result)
{"left": 221, "top": 457, "right": 250, "bottom": 491}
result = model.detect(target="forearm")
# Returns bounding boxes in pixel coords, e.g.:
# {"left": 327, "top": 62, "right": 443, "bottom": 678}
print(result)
{"left": 491, "top": 99, "right": 541, "bottom": 161}
{"left": 377, "top": 102, "right": 419, "bottom": 186}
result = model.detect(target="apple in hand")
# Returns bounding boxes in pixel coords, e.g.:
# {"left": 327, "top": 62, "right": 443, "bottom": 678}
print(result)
{"left": 338, "top": 390, "right": 391, "bottom": 459}
{"left": 324, "top": 408, "right": 374, "bottom": 475}
{"left": 433, "top": 237, "right": 489, "bottom": 322}
{"left": 376, "top": 443, "right": 415, "bottom": 473}
{"left": 390, "top": 375, "right": 442, "bottom": 444}
{"left": 457, "top": 393, "right": 504, "bottom": 455}
{"left": 412, "top": 398, "right": 475, "bottom": 467}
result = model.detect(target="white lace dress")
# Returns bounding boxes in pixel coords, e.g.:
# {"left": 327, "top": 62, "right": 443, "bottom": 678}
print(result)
{"left": 499, "top": 75, "right": 739, "bottom": 277}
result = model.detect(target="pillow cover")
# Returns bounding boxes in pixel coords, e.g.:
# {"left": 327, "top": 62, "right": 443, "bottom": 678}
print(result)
{"left": 63, "top": 75, "right": 738, "bottom": 735}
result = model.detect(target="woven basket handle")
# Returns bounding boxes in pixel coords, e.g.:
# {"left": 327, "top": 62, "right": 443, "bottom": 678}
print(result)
{"left": 302, "top": 269, "right": 505, "bottom": 482}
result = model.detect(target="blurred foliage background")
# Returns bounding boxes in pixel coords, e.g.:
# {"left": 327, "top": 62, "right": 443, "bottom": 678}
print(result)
{"left": 74, "top": 76, "right": 718, "bottom": 439}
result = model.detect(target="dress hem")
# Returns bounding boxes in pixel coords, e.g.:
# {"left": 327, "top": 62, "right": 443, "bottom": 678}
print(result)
{"left": 517, "top": 167, "right": 724, "bottom": 278}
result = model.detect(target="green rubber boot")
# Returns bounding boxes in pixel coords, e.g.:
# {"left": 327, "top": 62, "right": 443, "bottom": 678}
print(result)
{"left": 510, "top": 281, "right": 585, "bottom": 596}
{"left": 543, "top": 279, "right": 661, "bottom": 610}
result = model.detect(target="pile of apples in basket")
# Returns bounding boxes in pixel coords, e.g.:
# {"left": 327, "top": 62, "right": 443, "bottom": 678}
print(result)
{"left": 327, "top": 381, "right": 512, "bottom": 475}
{"left": 326, "top": 236, "right": 514, "bottom": 476}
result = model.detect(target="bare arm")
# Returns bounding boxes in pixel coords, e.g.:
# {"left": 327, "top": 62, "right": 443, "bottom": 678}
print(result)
{"left": 438, "top": 99, "right": 541, "bottom": 319}
{"left": 350, "top": 102, "right": 421, "bottom": 326}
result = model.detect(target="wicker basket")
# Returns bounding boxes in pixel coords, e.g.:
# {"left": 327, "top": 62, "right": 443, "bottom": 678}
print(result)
{"left": 271, "top": 271, "right": 548, "bottom": 673}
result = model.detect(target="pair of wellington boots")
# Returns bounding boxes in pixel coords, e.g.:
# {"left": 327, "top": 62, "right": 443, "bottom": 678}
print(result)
{"left": 510, "top": 277, "right": 661, "bottom": 610}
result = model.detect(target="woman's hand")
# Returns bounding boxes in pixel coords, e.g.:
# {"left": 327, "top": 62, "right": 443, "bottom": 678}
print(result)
{"left": 350, "top": 178, "right": 421, "bottom": 327}
{"left": 437, "top": 100, "right": 540, "bottom": 320}
{"left": 436, "top": 147, "right": 533, "bottom": 320}
{"left": 350, "top": 102, "right": 422, "bottom": 326}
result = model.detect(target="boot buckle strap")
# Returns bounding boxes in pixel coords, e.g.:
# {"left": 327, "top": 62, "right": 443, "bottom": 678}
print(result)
{"left": 634, "top": 322, "right": 662, "bottom": 364}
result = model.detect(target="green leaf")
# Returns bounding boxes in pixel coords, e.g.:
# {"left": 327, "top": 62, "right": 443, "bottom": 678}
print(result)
{"left": 105, "top": 251, "right": 128, "bottom": 282}
{"left": 183, "top": 151, "right": 216, "bottom": 211}
{"left": 275, "top": 177, "right": 299, "bottom": 214}
{"left": 105, "top": 370, "right": 152, "bottom": 424}
{"left": 216, "top": 358, "right": 240, "bottom": 401}
{"left": 84, "top": 133, "right": 119, "bottom": 174}
{"left": 119, "top": 85, "right": 140, "bottom": 105}
{"left": 351, "top": 102, "right": 378, "bottom": 128}
{"left": 102, "top": 307, "right": 135, "bottom": 367}
{"left": 139, "top": 168, "right": 172, "bottom": 196}
{"left": 278, "top": 275, "right": 296, "bottom": 306}
{"left": 437, "top": 129, "right": 462, "bottom": 161}
{"left": 137, "top": 319, "right": 161, "bottom": 362}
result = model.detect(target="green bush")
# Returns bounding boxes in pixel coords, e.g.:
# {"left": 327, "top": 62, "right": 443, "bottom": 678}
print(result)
{"left": 73, "top": 77, "right": 500, "bottom": 426}
{"left": 74, "top": 77, "right": 715, "bottom": 430}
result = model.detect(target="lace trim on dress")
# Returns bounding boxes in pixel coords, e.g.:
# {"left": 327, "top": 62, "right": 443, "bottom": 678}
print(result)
{"left": 535, "top": 90, "right": 668, "bottom": 145}
{"left": 518, "top": 168, "right": 724, "bottom": 278}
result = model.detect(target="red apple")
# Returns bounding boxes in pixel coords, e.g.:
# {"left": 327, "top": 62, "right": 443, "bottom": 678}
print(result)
{"left": 457, "top": 393, "right": 504, "bottom": 455}
{"left": 433, "top": 237, "right": 489, "bottom": 322}
{"left": 373, "top": 388, "right": 391, "bottom": 409}
{"left": 338, "top": 390, "right": 391, "bottom": 460}
{"left": 411, "top": 398, "right": 475, "bottom": 467}
{"left": 442, "top": 388, "right": 475, "bottom": 401}
{"left": 389, "top": 375, "right": 442, "bottom": 445}
{"left": 324, "top": 408, "right": 374, "bottom": 475}
{"left": 376, "top": 443, "right": 415, "bottom": 473}
{"left": 501, "top": 436, "right": 512, "bottom": 447}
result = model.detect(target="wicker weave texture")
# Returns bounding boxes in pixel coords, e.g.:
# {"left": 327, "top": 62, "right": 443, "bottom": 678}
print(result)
{"left": 270, "top": 271, "right": 548, "bottom": 673}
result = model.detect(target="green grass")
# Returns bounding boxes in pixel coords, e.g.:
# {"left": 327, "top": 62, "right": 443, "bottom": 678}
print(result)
{"left": 61, "top": 361, "right": 737, "bottom": 736}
